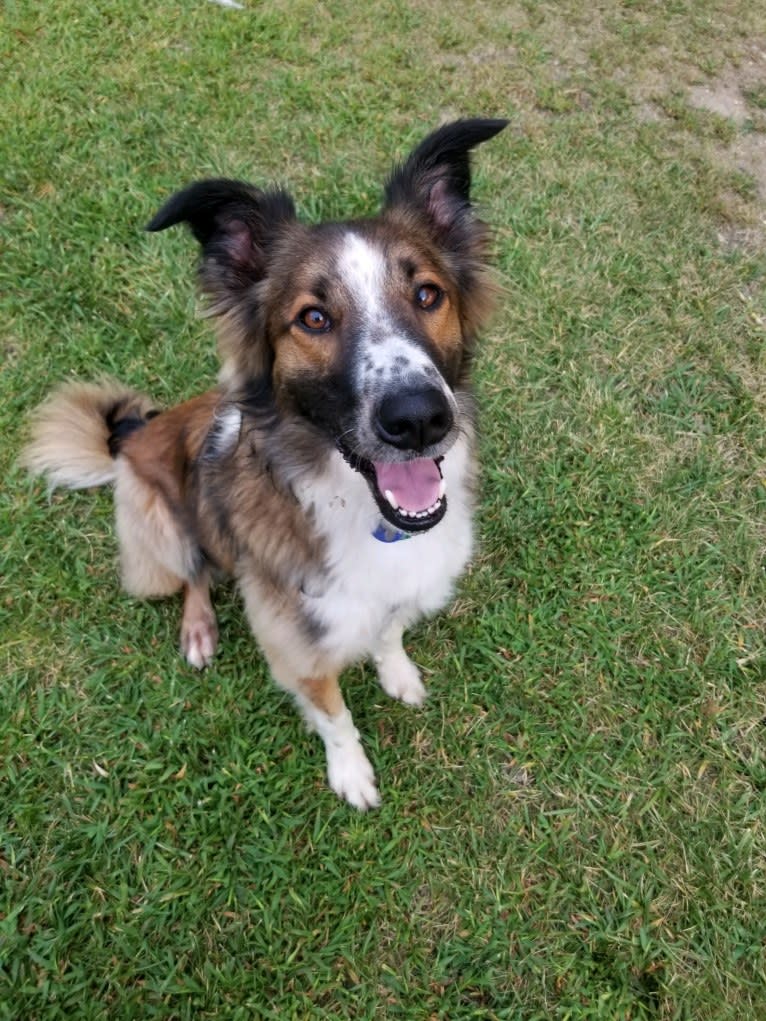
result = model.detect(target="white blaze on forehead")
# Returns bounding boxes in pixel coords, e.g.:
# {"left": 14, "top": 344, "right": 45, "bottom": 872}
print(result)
{"left": 337, "top": 231, "right": 389, "bottom": 327}
{"left": 338, "top": 231, "right": 440, "bottom": 382}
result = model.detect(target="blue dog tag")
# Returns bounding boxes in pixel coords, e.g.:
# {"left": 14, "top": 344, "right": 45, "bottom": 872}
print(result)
{"left": 372, "top": 521, "right": 412, "bottom": 543}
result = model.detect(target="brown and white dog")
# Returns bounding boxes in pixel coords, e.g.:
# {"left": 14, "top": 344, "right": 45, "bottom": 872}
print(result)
{"left": 23, "top": 119, "right": 507, "bottom": 809}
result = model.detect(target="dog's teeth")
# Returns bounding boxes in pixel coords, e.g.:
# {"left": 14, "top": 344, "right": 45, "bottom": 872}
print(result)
{"left": 438, "top": 479, "right": 446, "bottom": 500}
{"left": 384, "top": 489, "right": 399, "bottom": 511}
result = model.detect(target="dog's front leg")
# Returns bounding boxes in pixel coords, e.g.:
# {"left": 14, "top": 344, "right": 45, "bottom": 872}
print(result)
{"left": 240, "top": 579, "right": 379, "bottom": 808}
{"left": 373, "top": 619, "right": 427, "bottom": 706}
{"left": 293, "top": 675, "right": 380, "bottom": 811}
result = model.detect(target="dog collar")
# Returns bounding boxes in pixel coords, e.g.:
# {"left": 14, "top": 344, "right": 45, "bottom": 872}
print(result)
{"left": 372, "top": 521, "right": 413, "bottom": 543}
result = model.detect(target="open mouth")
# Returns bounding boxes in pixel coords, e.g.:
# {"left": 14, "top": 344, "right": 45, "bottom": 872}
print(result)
{"left": 338, "top": 443, "right": 447, "bottom": 533}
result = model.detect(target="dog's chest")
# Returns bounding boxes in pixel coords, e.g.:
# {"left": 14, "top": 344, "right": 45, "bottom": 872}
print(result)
{"left": 295, "top": 442, "right": 474, "bottom": 660}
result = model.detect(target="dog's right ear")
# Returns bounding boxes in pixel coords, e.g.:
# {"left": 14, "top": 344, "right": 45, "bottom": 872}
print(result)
{"left": 146, "top": 179, "right": 296, "bottom": 312}
{"left": 147, "top": 180, "right": 296, "bottom": 381}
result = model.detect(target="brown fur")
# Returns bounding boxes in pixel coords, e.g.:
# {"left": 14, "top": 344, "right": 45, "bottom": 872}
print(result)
{"left": 115, "top": 388, "right": 328, "bottom": 599}
{"left": 116, "top": 391, "right": 221, "bottom": 594}
{"left": 298, "top": 675, "right": 345, "bottom": 718}
{"left": 21, "top": 379, "right": 155, "bottom": 490}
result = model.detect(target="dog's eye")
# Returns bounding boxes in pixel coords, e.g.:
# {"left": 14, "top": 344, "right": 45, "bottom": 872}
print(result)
{"left": 297, "top": 307, "right": 332, "bottom": 333}
{"left": 415, "top": 284, "right": 443, "bottom": 310}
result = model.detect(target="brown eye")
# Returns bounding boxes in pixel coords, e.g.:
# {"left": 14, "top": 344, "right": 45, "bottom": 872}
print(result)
{"left": 297, "top": 307, "right": 332, "bottom": 333}
{"left": 415, "top": 283, "right": 443, "bottom": 310}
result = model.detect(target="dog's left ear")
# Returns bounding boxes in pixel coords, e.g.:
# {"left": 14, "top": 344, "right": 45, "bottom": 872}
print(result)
{"left": 384, "top": 119, "right": 507, "bottom": 340}
{"left": 383, "top": 118, "right": 508, "bottom": 240}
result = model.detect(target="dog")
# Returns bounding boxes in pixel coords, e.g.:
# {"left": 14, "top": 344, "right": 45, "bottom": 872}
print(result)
{"left": 22, "top": 118, "right": 507, "bottom": 809}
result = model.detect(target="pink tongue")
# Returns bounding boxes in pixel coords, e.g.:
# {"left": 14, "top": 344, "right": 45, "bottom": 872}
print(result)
{"left": 374, "top": 459, "right": 441, "bottom": 512}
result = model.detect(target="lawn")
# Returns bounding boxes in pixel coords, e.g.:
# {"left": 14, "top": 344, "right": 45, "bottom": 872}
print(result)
{"left": 2, "top": 1, "right": 766, "bottom": 1018}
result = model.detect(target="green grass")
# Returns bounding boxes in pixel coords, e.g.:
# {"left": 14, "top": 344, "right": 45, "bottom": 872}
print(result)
{"left": 2, "top": 1, "right": 766, "bottom": 1017}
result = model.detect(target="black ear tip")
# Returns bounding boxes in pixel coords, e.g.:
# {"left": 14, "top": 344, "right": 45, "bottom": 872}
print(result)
{"left": 144, "top": 189, "right": 193, "bottom": 234}
{"left": 402, "top": 117, "right": 509, "bottom": 170}
{"left": 144, "top": 214, "right": 164, "bottom": 233}
{"left": 143, "top": 179, "right": 258, "bottom": 239}
{"left": 470, "top": 117, "right": 509, "bottom": 146}
{"left": 486, "top": 117, "right": 510, "bottom": 134}
{"left": 472, "top": 116, "right": 510, "bottom": 130}
{"left": 447, "top": 116, "right": 509, "bottom": 145}
{"left": 144, "top": 209, "right": 180, "bottom": 233}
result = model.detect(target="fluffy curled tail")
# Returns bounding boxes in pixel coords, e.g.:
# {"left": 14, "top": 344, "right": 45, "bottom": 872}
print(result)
{"left": 22, "top": 379, "right": 158, "bottom": 489}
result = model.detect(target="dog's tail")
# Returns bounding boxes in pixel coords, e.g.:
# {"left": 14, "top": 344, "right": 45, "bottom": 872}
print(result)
{"left": 22, "top": 379, "right": 159, "bottom": 490}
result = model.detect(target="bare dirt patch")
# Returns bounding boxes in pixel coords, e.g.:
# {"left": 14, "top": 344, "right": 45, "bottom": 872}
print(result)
{"left": 717, "top": 223, "right": 766, "bottom": 252}
{"left": 728, "top": 133, "right": 766, "bottom": 202}
{"left": 688, "top": 78, "right": 751, "bottom": 124}
{"left": 686, "top": 42, "right": 766, "bottom": 207}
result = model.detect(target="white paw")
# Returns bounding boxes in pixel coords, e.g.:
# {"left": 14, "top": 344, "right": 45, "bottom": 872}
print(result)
{"left": 181, "top": 617, "right": 218, "bottom": 669}
{"left": 376, "top": 653, "right": 427, "bottom": 706}
{"left": 326, "top": 741, "right": 380, "bottom": 810}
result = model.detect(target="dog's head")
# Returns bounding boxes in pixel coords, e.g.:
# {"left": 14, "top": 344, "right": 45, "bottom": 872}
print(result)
{"left": 147, "top": 119, "right": 507, "bottom": 533}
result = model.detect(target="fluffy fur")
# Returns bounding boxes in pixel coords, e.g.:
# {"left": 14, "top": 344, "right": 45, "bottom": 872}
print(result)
{"left": 23, "top": 119, "right": 507, "bottom": 808}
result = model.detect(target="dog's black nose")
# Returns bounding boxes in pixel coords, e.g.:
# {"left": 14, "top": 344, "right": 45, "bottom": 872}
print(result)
{"left": 375, "top": 387, "right": 453, "bottom": 451}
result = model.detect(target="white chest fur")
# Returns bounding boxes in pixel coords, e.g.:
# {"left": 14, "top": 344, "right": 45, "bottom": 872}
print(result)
{"left": 295, "top": 438, "right": 474, "bottom": 666}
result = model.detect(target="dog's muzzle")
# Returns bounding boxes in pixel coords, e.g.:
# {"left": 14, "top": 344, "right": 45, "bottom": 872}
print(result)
{"left": 340, "top": 384, "right": 455, "bottom": 536}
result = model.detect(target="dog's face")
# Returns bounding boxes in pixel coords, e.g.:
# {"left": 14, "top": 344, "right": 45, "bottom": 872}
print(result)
{"left": 259, "top": 218, "right": 469, "bottom": 530}
{"left": 147, "top": 119, "right": 506, "bottom": 532}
